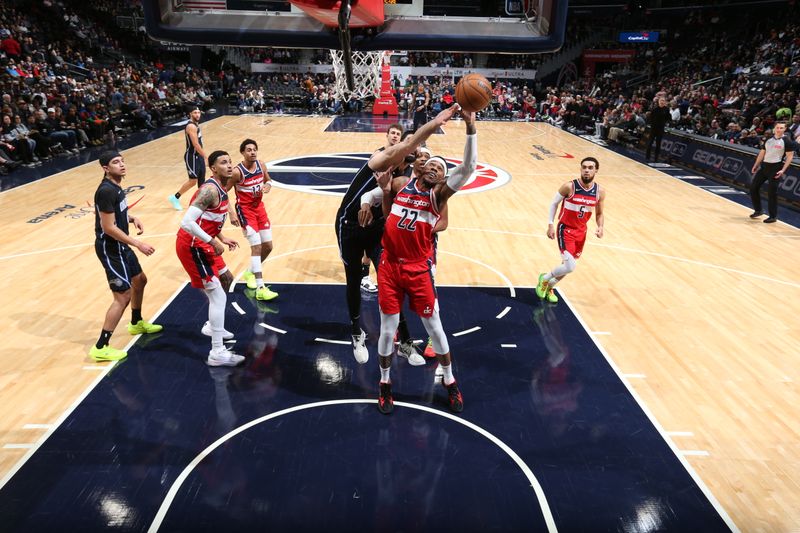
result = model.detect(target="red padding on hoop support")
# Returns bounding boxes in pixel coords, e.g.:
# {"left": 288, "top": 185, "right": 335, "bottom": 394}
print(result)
{"left": 289, "top": 0, "right": 385, "bottom": 28}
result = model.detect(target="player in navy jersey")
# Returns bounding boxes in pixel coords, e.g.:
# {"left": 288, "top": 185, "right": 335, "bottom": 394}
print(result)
{"left": 168, "top": 106, "right": 206, "bottom": 210}
{"left": 91, "top": 151, "right": 162, "bottom": 362}
{"left": 359, "top": 106, "right": 475, "bottom": 414}
{"left": 536, "top": 157, "right": 606, "bottom": 303}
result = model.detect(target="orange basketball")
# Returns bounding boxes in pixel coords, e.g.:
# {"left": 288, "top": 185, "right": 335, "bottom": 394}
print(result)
{"left": 455, "top": 73, "right": 493, "bottom": 113}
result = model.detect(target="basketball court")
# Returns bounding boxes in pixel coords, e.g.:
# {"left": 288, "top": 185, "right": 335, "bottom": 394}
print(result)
{"left": 1, "top": 113, "right": 799, "bottom": 530}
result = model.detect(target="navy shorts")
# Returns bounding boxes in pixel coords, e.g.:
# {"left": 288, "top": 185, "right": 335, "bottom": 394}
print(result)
{"left": 95, "top": 239, "right": 143, "bottom": 292}
{"left": 186, "top": 153, "right": 206, "bottom": 185}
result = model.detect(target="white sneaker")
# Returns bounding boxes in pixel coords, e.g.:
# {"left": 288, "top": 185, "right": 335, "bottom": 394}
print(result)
{"left": 360, "top": 276, "right": 378, "bottom": 293}
{"left": 397, "top": 340, "right": 426, "bottom": 366}
{"left": 352, "top": 330, "right": 369, "bottom": 364}
{"left": 207, "top": 347, "right": 245, "bottom": 367}
{"left": 201, "top": 321, "right": 235, "bottom": 340}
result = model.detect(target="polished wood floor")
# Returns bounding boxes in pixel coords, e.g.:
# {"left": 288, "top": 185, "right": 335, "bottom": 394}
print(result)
{"left": 0, "top": 116, "right": 798, "bottom": 531}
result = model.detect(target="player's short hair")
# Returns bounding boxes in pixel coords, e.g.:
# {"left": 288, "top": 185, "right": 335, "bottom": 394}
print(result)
{"left": 239, "top": 138, "right": 258, "bottom": 153}
{"left": 387, "top": 123, "right": 403, "bottom": 135}
{"left": 581, "top": 156, "right": 600, "bottom": 170}
{"left": 774, "top": 120, "right": 788, "bottom": 127}
{"left": 208, "top": 150, "right": 229, "bottom": 167}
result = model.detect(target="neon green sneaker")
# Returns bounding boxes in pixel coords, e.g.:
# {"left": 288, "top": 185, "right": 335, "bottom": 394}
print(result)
{"left": 545, "top": 287, "right": 559, "bottom": 304}
{"left": 89, "top": 345, "right": 128, "bottom": 362}
{"left": 127, "top": 320, "right": 164, "bottom": 335}
{"left": 242, "top": 270, "right": 257, "bottom": 289}
{"left": 255, "top": 286, "right": 279, "bottom": 301}
{"left": 535, "top": 273, "right": 549, "bottom": 300}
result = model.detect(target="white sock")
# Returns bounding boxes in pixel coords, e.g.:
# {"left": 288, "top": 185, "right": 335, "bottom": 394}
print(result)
{"left": 441, "top": 363, "right": 455, "bottom": 385}
{"left": 250, "top": 256, "right": 264, "bottom": 288}
{"left": 205, "top": 285, "right": 227, "bottom": 352}
{"left": 380, "top": 366, "right": 391, "bottom": 383}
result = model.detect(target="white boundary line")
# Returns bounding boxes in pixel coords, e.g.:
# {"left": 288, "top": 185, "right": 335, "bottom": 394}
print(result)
{"left": 314, "top": 338, "right": 351, "bottom": 345}
{"left": 452, "top": 326, "right": 481, "bottom": 337}
{"left": 231, "top": 302, "right": 246, "bottom": 315}
{"left": 681, "top": 450, "right": 711, "bottom": 457}
{"left": 146, "top": 399, "right": 558, "bottom": 533}
{"left": 0, "top": 282, "right": 189, "bottom": 492}
{"left": 22, "top": 424, "right": 53, "bottom": 430}
{"left": 259, "top": 322, "right": 287, "bottom": 335}
{"left": 558, "top": 290, "right": 739, "bottom": 532}
{"left": 2, "top": 444, "right": 35, "bottom": 450}
{"left": 496, "top": 306, "right": 512, "bottom": 319}
{"left": 500, "top": 344, "right": 517, "bottom": 348}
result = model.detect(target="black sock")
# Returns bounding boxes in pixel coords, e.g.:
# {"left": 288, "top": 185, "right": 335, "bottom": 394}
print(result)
{"left": 397, "top": 313, "right": 411, "bottom": 344}
{"left": 351, "top": 316, "right": 361, "bottom": 336}
{"left": 96, "top": 329, "right": 113, "bottom": 350}
{"left": 131, "top": 308, "right": 142, "bottom": 324}
{"left": 361, "top": 263, "right": 369, "bottom": 277}
{"left": 174, "top": 192, "right": 181, "bottom": 199}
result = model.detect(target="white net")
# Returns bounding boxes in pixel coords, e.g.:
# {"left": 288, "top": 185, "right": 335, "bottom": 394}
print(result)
{"left": 329, "top": 50, "right": 385, "bottom": 101}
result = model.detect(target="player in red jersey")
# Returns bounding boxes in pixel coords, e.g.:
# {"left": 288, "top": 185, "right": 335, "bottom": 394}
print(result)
{"left": 227, "top": 138, "right": 279, "bottom": 301}
{"left": 177, "top": 150, "right": 243, "bottom": 367}
{"left": 536, "top": 157, "right": 605, "bottom": 304}
{"left": 361, "top": 106, "right": 475, "bottom": 415}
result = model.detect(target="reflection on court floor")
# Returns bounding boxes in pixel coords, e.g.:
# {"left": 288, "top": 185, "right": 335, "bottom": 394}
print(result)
{"left": 0, "top": 283, "right": 729, "bottom": 531}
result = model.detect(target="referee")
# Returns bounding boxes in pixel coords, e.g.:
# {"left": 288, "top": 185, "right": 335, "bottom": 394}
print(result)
{"left": 749, "top": 121, "right": 797, "bottom": 223}
{"left": 91, "top": 150, "right": 162, "bottom": 361}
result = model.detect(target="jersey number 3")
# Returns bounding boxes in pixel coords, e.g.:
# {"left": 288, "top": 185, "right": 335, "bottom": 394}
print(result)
{"left": 397, "top": 208, "right": 418, "bottom": 231}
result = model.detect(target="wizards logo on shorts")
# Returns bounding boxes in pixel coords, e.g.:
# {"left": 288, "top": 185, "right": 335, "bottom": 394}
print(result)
{"left": 265, "top": 153, "right": 511, "bottom": 196}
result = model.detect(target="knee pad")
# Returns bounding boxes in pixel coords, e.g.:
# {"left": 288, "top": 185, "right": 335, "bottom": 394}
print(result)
{"left": 378, "top": 311, "right": 400, "bottom": 356}
{"left": 245, "top": 226, "right": 261, "bottom": 246}
{"left": 259, "top": 229, "right": 273, "bottom": 243}
{"left": 421, "top": 311, "right": 449, "bottom": 355}
{"left": 562, "top": 251, "right": 577, "bottom": 273}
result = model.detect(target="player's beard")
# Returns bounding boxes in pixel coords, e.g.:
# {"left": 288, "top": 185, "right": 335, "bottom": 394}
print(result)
{"left": 580, "top": 175, "right": 594, "bottom": 185}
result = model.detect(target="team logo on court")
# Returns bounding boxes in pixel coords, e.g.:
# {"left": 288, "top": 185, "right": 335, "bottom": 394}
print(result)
{"left": 264, "top": 153, "right": 511, "bottom": 196}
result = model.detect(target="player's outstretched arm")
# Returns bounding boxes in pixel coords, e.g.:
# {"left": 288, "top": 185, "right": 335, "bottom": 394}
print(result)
{"left": 438, "top": 110, "right": 478, "bottom": 204}
{"left": 369, "top": 106, "right": 459, "bottom": 172}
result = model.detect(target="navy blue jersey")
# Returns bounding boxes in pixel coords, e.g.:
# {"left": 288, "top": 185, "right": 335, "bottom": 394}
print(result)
{"left": 94, "top": 178, "right": 129, "bottom": 240}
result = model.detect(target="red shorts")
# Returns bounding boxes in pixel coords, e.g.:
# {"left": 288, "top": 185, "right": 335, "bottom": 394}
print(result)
{"left": 236, "top": 203, "right": 270, "bottom": 233}
{"left": 377, "top": 256, "right": 437, "bottom": 317}
{"left": 176, "top": 237, "right": 227, "bottom": 288}
{"left": 556, "top": 223, "right": 586, "bottom": 259}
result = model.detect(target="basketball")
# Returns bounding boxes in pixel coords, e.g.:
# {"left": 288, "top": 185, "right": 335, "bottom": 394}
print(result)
{"left": 455, "top": 73, "right": 493, "bottom": 113}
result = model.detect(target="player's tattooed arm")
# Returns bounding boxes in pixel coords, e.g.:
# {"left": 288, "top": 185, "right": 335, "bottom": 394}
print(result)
{"left": 191, "top": 184, "right": 219, "bottom": 211}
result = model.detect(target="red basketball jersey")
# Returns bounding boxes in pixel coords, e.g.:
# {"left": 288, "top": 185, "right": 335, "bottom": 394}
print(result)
{"left": 235, "top": 160, "right": 266, "bottom": 207}
{"left": 177, "top": 178, "right": 229, "bottom": 245}
{"left": 558, "top": 179, "right": 598, "bottom": 232}
{"left": 383, "top": 178, "right": 440, "bottom": 261}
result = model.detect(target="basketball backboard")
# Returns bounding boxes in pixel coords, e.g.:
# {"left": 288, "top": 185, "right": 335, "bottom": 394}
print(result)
{"left": 141, "top": 0, "right": 567, "bottom": 54}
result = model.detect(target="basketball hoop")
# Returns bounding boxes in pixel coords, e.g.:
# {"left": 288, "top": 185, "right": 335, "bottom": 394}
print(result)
{"left": 330, "top": 50, "right": 385, "bottom": 101}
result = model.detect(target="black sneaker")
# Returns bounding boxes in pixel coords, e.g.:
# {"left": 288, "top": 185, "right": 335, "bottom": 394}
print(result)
{"left": 445, "top": 381, "right": 464, "bottom": 413}
{"left": 763, "top": 217, "right": 777, "bottom": 224}
{"left": 749, "top": 211, "right": 763, "bottom": 219}
{"left": 378, "top": 382, "right": 394, "bottom": 414}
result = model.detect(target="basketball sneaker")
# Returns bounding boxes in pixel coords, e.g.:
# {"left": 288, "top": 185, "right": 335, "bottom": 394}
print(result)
{"left": 207, "top": 346, "right": 245, "bottom": 367}
{"left": 127, "top": 320, "right": 163, "bottom": 335}
{"left": 535, "top": 273, "right": 549, "bottom": 300}
{"left": 444, "top": 381, "right": 464, "bottom": 413}
{"left": 167, "top": 194, "right": 182, "bottom": 211}
{"left": 749, "top": 211, "right": 763, "bottom": 219}
{"left": 397, "top": 340, "right": 426, "bottom": 366}
{"left": 89, "top": 345, "right": 128, "bottom": 362}
{"left": 255, "top": 286, "right": 279, "bottom": 301}
{"left": 360, "top": 276, "right": 378, "bottom": 293}
{"left": 201, "top": 321, "right": 235, "bottom": 340}
{"left": 242, "top": 270, "right": 257, "bottom": 289}
{"left": 378, "top": 381, "right": 394, "bottom": 414}
{"left": 546, "top": 287, "right": 559, "bottom": 304}
{"left": 423, "top": 337, "right": 436, "bottom": 358}
{"left": 352, "top": 330, "right": 368, "bottom": 364}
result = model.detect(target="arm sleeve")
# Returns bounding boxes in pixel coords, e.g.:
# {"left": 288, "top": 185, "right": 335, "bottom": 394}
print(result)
{"left": 446, "top": 133, "right": 477, "bottom": 191}
{"left": 95, "top": 187, "right": 117, "bottom": 214}
{"left": 360, "top": 187, "right": 383, "bottom": 207}
{"left": 548, "top": 192, "right": 565, "bottom": 224}
{"left": 180, "top": 206, "right": 213, "bottom": 243}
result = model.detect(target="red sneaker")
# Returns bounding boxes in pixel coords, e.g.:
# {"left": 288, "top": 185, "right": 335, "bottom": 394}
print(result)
{"left": 444, "top": 381, "right": 463, "bottom": 413}
{"left": 378, "top": 381, "right": 394, "bottom": 414}
{"left": 423, "top": 337, "right": 436, "bottom": 358}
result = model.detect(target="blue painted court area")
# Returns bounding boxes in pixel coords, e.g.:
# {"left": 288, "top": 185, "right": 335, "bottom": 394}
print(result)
{"left": 0, "top": 283, "right": 730, "bottom": 532}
